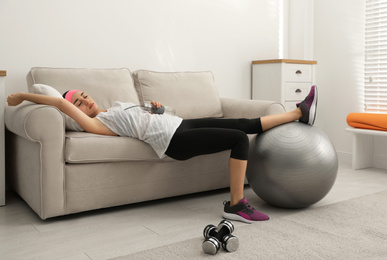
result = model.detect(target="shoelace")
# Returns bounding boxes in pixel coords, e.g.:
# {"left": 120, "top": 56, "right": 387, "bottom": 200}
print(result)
{"left": 303, "top": 90, "right": 315, "bottom": 107}
{"left": 242, "top": 202, "right": 256, "bottom": 216}
{"left": 224, "top": 200, "right": 258, "bottom": 216}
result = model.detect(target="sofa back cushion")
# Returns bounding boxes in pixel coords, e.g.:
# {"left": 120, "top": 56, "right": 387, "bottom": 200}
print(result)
{"left": 133, "top": 70, "right": 223, "bottom": 119}
{"left": 27, "top": 67, "right": 140, "bottom": 109}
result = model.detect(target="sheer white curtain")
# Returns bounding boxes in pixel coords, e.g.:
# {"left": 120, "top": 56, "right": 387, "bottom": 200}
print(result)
{"left": 365, "top": 0, "right": 387, "bottom": 112}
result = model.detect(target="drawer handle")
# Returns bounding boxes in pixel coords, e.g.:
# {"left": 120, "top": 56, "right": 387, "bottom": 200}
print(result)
{"left": 295, "top": 70, "right": 302, "bottom": 74}
{"left": 295, "top": 88, "right": 302, "bottom": 93}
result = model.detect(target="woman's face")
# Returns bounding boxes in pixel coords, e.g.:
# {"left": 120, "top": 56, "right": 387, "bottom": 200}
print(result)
{"left": 71, "top": 91, "right": 99, "bottom": 117}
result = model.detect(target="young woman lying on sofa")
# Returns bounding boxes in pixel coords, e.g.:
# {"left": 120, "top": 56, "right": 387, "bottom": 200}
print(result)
{"left": 7, "top": 85, "right": 318, "bottom": 224}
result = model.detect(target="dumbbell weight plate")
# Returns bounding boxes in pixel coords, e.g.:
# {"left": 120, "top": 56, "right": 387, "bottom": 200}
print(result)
{"left": 203, "top": 224, "right": 216, "bottom": 238}
{"left": 217, "top": 219, "right": 234, "bottom": 233}
{"left": 222, "top": 234, "right": 239, "bottom": 252}
{"left": 202, "top": 237, "right": 220, "bottom": 255}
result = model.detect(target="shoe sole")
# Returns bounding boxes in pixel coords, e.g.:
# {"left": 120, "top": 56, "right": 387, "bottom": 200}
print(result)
{"left": 308, "top": 86, "right": 318, "bottom": 125}
{"left": 223, "top": 212, "right": 270, "bottom": 223}
{"left": 223, "top": 212, "right": 254, "bottom": 224}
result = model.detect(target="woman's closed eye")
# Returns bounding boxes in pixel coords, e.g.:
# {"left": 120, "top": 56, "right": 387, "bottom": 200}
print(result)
{"left": 81, "top": 92, "right": 88, "bottom": 99}
{"left": 77, "top": 93, "right": 89, "bottom": 106}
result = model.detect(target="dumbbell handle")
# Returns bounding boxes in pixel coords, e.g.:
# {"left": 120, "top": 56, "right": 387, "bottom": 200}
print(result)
{"left": 214, "top": 225, "right": 230, "bottom": 241}
{"left": 205, "top": 225, "right": 231, "bottom": 240}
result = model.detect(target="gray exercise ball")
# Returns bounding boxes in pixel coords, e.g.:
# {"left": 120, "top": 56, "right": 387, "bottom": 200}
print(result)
{"left": 246, "top": 122, "right": 338, "bottom": 208}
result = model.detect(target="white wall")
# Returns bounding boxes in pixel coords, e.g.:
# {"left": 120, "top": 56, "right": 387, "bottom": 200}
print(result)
{"left": 0, "top": 0, "right": 281, "bottom": 99}
{"left": 313, "top": 0, "right": 365, "bottom": 162}
{"left": 0, "top": 0, "right": 368, "bottom": 161}
{"left": 284, "top": 0, "right": 314, "bottom": 60}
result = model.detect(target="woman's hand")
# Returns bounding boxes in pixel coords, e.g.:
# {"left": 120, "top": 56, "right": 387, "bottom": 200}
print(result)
{"left": 7, "top": 93, "right": 25, "bottom": 106}
{"left": 151, "top": 101, "right": 163, "bottom": 108}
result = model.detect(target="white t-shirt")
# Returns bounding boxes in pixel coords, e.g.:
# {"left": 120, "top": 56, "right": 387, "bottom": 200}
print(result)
{"left": 96, "top": 101, "right": 183, "bottom": 158}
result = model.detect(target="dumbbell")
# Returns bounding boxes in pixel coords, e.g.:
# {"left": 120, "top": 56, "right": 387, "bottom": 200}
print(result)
{"left": 150, "top": 103, "right": 165, "bottom": 114}
{"left": 202, "top": 220, "right": 239, "bottom": 255}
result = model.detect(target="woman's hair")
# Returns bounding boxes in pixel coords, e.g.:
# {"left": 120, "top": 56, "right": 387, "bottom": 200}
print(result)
{"left": 62, "top": 91, "right": 69, "bottom": 99}
{"left": 63, "top": 90, "right": 81, "bottom": 103}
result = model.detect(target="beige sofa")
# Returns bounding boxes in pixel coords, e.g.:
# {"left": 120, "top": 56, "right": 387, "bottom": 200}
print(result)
{"left": 5, "top": 67, "right": 284, "bottom": 219}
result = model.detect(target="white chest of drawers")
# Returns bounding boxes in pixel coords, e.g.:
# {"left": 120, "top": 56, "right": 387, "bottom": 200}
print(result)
{"left": 252, "top": 59, "right": 317, "bottom": 112}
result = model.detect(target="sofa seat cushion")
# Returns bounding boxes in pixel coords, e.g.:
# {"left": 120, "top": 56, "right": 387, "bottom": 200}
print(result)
{"left": 65, "top": 132, "right": 161, "bottom": 163}
{"left": 133, "top": 70, "right": 223, "bottom": 119}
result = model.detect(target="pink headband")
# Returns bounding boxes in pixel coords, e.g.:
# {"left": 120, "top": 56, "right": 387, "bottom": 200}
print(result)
{"left": 64, "top": 90, "right": 81, "bottom": 103}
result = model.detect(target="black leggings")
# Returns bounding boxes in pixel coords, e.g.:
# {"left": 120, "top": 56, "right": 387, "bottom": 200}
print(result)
{"left": 165, "top": 118, "right": 263, "bottom": 161}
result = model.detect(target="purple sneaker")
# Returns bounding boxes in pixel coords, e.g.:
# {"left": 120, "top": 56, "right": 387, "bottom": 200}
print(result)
{"left": 297, "top": 85, "right": 318, "bottom": 125}
{"left": 223, "top": 197, "right": 269, "bottom": 224}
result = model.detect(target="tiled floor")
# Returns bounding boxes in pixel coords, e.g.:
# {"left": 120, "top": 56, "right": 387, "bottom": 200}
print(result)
{"left": 1, "top": 161, "right": 387, "bottom": 260}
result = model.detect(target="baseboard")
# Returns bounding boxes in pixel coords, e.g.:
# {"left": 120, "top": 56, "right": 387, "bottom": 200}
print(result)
{"left": 336, "top": 150, "right": 352, "bottom": 165}
{"left": 337, "top": 150, "right": 387, "bottom": 170}
{"left": 373, "top": 154, "right": 387, "bottom": 170}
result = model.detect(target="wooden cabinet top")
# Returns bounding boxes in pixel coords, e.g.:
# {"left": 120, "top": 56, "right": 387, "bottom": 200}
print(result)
{"left": 0, "top": 71, "right": 6, "bottom": 77}
{"left": 252, "top": 59, "right": 317, "bottom": 65}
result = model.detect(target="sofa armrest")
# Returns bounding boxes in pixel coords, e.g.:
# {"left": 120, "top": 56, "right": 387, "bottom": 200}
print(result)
{"left": 5, "top": 102, "right": 66, "bottom": 219}
{"left": 5, "top": 102, "right": 66, "bottom": 139}
{"left": 220, "top": 98, "right": 285, "bottom": 119}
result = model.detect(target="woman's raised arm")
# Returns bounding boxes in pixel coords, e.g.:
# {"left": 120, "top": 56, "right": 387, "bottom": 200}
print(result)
{"left": 7, "top": 92, "right": 63, "bottom": 107}
{"left": 7, "top": 92, "right": 115, "bottom": 136}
